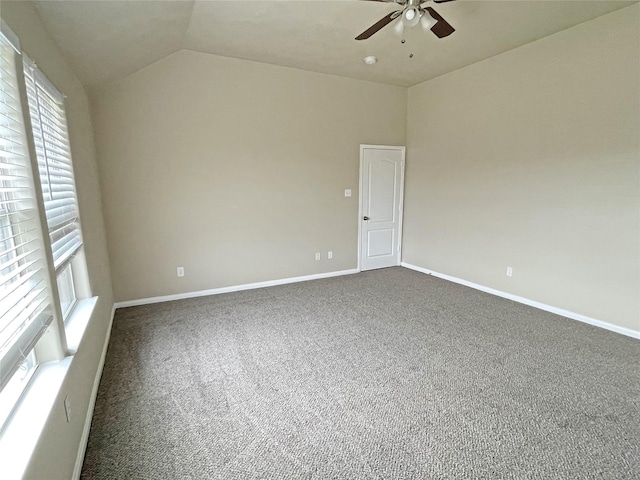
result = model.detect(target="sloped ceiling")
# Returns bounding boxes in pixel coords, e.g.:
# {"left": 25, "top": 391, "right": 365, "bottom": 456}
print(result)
{"left": 31, "top": 0, "right": 636, "bottom": 90}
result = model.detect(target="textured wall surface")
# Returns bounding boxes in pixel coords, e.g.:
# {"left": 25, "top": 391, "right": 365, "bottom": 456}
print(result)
{"left": 403, "top": 5, "right": 640, "bottom": 332}
{"left": 92, "top": 49, "right": 406, "bottom": 302}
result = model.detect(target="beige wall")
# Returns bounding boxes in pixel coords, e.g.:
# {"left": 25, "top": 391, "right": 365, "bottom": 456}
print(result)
{"left": 403, "top": 5, "right": 640, "bottom": 332}
{"left": 92, "top": 49, "right": 407, "bottom": 302}
{"left": 2, "top": 2, "right": 114, "bottom": 478}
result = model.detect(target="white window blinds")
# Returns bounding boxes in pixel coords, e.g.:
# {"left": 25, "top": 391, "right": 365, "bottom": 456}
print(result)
{"left": 0, "top": 30, "right": 53, "bottom": 390}
{"left": 23, "top": 59, "right": 82, "bottom": 270}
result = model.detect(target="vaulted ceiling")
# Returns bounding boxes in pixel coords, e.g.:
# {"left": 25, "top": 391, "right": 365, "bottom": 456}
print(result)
{"left": 31, "top": 0, "right": 635, "bottom": 90}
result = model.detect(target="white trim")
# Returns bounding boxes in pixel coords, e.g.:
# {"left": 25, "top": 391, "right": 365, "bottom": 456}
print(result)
{"left": 72, "top": 302, "right": 115, "bottom": 480}
{"left": 65, "top": 297, "right": 99, "bottom": 354}
{"left": 0, "top": 358, "right": 72, "bottom": 480}
{"left": 0, "top": 18, "right": 21, "bottom": 54}
{"left": 397, "top": 153, "right": 405, "bottom": 262}
{"left": 357, "top": 151, "right": 363, "bottom": 273}
{"left": 401, "top": 262, "right": 640, "bottom": 340}
{"left": 358, "top": 144, "right": 406, "bottom": 272}
{"left": 115, "top": 269, "right": 360, "bottom": 309}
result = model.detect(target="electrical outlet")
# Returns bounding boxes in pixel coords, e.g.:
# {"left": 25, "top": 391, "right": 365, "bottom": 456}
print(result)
{"left": 315, "top": 252, "right": 321, "bottom": 261}
{"left": 506, "top": 267, "right": 513, "bottom": 277}
{"left": 328, "top": 251, "right": 333, "bottom": 260}
{"left": 177, "top": 267, "right": 185, "bottom": 277}
{"left": 64, "top": 395, "right": 72, "bottom": 423}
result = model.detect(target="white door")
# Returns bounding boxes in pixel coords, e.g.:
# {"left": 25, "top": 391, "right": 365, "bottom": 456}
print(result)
{"left": 359, "top": 145, "right": 405, "bottom": 271}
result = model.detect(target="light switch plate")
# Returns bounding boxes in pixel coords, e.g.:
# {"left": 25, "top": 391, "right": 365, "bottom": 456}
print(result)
{"left": 344, "top": 189, "right": 352, "bottom": 197}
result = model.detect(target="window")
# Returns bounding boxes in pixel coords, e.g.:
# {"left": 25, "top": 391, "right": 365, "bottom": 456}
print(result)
{"left": 56, "top": 262, "right": 76, "bottom": 318}
{"left": 23, "top": 58, "right": 83, "bottom": 322}
{"left": 0, "top": 19, "right": 92, "bottom": 435}
{"left": 0, "top": 27, "right": 53, "bottom": 404}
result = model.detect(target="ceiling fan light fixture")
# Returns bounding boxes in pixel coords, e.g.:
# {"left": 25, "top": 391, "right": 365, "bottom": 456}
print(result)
{"left": 402, "top": 7, "right": 420, "bottom": 28}
{"left": 354, "top": 0, "right": 456, "bottom": 41}
{"left": 364, "top": 55, "right": 378, "bottom": 65}
{"left": 420, "top": 9, "right": 437, "bottom": 31}
{"left": 393, "top": 18, "right": 405, "bottom": 37}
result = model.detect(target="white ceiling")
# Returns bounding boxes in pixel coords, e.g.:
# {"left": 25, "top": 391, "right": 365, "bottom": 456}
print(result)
{"left": 32, "top": 0, "right": 635, "bottom": 90}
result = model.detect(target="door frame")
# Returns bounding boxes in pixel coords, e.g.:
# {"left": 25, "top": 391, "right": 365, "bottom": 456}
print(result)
{"left": 357, "top": 144, "right": 406, "bottom": 272}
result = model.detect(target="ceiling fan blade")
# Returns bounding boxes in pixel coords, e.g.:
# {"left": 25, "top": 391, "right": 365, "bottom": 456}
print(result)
{"left": 355, "top": 10, "right": 402, "bottom": 40}
{"left": 432, "top": 0, "right": 457, "bottom": 3}
{"left": 425, "top": 6, "right": 455, "bottom": 38}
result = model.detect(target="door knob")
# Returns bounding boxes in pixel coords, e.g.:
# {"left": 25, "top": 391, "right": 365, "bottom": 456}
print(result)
{"left": 363, "top": 216, "right": 370, "bottom": 221}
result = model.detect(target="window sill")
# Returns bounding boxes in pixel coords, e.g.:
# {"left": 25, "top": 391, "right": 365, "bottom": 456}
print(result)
{"left": 0, "top": 297, "right": 98, "bottom": 479}
{"left": 0, "top": 357, "right": 71, "bottom": 479}
{"left": 65, "top": 297, "right": 98, "bottom": 353}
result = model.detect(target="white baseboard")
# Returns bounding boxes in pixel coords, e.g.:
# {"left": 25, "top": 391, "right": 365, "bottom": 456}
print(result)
{"left": 72, "top": 302, "right": 116, "bottom": 480}
{"left": 115, "top": 269, "right": 360, "bottom": 309}
{"left": 401, "top": 262, "right": 640, "bottom": 340}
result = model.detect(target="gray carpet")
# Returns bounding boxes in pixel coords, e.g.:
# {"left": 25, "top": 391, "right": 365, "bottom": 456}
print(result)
{"left": 81, "top": 267, "right": 640, "bottom": 479}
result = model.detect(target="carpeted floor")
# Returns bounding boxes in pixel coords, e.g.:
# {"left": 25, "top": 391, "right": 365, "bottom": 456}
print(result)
{"left": 81, "top": 267, "right": 640, "bottom": 479}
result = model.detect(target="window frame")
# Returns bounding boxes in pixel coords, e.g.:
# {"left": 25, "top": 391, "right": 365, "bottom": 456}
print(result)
{"left": 0, "top": 17, "right": 91, "bottom": 431}
{"left": 56, "top": 261, "right": 77, "bottom": 321}
{"left": 23, "top": 56, "right": 86, "bottom": 323}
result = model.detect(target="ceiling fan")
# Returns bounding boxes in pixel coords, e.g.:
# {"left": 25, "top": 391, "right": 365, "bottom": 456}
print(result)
{"left": 355, "top": 0, "right": 456, "bottom": 40}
